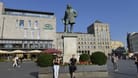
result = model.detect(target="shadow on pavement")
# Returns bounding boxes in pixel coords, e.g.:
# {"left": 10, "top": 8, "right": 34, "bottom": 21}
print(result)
{"left": 30, "top": 72, "right": 38, "bottom": 78}
{"left": 115, "top": 72, "right": 135, "bottom": 76}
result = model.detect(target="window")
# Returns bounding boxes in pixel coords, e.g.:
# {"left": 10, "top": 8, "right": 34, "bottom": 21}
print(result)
{"left": 34, "top": 20, "right": 38, "bottom": 29}
{"left": 28, "top": 20, "right": 31, "bottom": 28}
{"left": 16, "top": 19, "right": 18, "bottom": 28}
{"left": 78, "top": 46, "right": 80, "bottom": 49}
{"left": 78, "top": 42, "right": 80, "bottom": 44}
{"left": 19, "top": 20, "right": 24, "bottom": 27}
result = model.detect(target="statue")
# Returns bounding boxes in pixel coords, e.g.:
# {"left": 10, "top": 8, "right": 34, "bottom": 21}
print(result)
{"left": 62, "top": 4, "right": 77, "bottom": 33}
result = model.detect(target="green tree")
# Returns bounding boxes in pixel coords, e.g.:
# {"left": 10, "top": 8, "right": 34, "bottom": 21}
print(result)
{"left": 90, "top": 51, "right": 107, "bottom": 65}
{"left": 36, "top": 53, "right": 53, "bottom": 67}
{"left": 79, "top": 54, "right": 90, "bottom": 62}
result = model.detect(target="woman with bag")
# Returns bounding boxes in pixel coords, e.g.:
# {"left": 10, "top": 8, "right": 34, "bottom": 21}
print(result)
{"left": 53, "top": 56, "right": 60, "bottom": 78}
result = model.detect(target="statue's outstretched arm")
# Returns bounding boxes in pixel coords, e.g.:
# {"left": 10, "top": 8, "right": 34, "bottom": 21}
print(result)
{"left": 73, "top": 9, "right": 77, "bottom": 17}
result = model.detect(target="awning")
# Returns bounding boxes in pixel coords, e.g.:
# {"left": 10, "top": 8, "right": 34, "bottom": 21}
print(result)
{"left": 0, "top": 50, "right": 10, "bottom": 54}
{"left": 42, "top": 48, "right": 61, "bottom": 54}
{"left": 11, "top": 50, "right": 25, "bottom": 53}
{"left": 28, "top": 50, "right": 42, "bottom": 53}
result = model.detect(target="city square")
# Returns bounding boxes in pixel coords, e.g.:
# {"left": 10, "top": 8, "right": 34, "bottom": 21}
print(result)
{"left": 0, "top": 0, "right": 138, "bottom": 78}
{"left": 0, "top": 59, "right": 137, "bottom": 78}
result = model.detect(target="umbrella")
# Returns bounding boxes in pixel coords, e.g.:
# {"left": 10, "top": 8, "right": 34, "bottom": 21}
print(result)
{"left": 0, "top": 50, "right": 10, "bottom": 54}
{"left": 11, "top": 50, "right": 25, "bottom": 53}
{"left": 28, "top": 50, "right": 42, "bottom": 53}
{"left": 42, "top": 48, "right": 61, "bottom": 54}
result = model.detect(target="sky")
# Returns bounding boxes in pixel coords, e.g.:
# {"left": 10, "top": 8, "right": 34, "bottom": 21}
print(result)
{"left": 0, "top": 0, "right": 138, "bottom": 47}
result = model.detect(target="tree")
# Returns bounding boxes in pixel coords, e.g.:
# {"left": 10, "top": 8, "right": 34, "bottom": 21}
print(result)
{"left": 90, "top": 51, "right": 107, "bottom": 65}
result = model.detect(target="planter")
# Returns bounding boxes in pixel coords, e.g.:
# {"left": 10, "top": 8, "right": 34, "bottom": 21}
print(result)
{"left": 79, "top": 61, "right": 89, "bottom": 64}
{"left": 38, "top": 64, "right": 108, "bottom": 78}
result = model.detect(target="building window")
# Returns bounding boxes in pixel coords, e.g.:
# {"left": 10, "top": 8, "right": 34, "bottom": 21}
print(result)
{"left": 94, "top": 46, "right": 96, "bottom": 49}
{"left": 78, "top": 42, "right": 80, "bottom": 44}
{"left": 16, "top": 19, "right": 19, "bottom": 28}
{"left": 31, "top": 30, "right": 34, "bottom": 39}
{"left": 78, "top": 46, "right": 80, "bottom": 49}
{"left": 34, "top": 20, "right": 38, "bottom": 29}
{"left": 19, "top": 20, "right": 24, "bottom": 27}
{"left": 28, "top": 20, "right": 31, "bottom": 28}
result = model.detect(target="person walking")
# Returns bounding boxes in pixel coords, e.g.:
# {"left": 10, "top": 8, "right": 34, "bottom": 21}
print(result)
{"left": 111, "top": 53, "right": 119, "bottom": 72}
{"left": 53, "top": 56, "right": 60, "bottom": 78}
{"left": 12, "top": 56, "right": 19, "bottom": 68}
{"left": 69, "top": 54, "right": 77, "bottom": 78}
{"left": 134, "top": 54, "right": 138, "bottom": 76}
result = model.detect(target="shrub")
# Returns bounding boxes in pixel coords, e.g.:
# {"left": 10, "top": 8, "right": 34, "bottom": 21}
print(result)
{"left": 90, "top": 51, "right": 107, "bottom": 65}
{"left": 79, "top": 54, "right": 90, "bottom": 62}
{"left": 36, "top": 53, "right": 53, "bottom": 67}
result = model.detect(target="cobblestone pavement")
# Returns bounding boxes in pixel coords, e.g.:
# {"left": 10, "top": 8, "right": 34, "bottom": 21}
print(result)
{"left": 0, "top": 59, "right": 137, "bottom": 78}
{"left": 0, "top": 61, "right": 39, "bottom": 78}
{"left": 108, "top": 59, "right": 138, "bottom": 78}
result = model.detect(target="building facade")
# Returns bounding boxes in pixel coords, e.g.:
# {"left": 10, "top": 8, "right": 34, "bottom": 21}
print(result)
{"left": 111, "top": 41, "right": 124, "bottom": 50}
{"left": 127, "top": 32, "right": 138, "bottom": 53}
{"left": 0, "top": 2, "right": 112, "bottom": 56}
{"left": 57, "top": 20, "right": 111, "bottom": 55}
{"left": 0, "top": 2, "right": 56, "bottom": 51}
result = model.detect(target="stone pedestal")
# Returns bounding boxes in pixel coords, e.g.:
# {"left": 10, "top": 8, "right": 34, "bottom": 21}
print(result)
{"left": 62, "top": 35, "right": 77, "bottom": 63}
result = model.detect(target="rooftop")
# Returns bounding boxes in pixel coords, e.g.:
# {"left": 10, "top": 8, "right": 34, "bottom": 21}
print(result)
{"left": 5, "top": 8, "right": 54, "bottom": 15}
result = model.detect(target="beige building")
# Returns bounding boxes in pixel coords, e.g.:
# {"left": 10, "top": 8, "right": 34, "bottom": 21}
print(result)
{"left": 0, "top": 2, "right": 56, "bottom": 51}
{"left": 57, "top": 20, "right": 111, "bottom": 55}
{"left": 111, "top": 41, "right": 124, "bottom": 50}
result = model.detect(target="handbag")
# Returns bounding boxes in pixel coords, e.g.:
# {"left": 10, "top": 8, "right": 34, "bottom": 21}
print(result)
{"left": 135, "top": 62, "right": 138, "bottom": 64}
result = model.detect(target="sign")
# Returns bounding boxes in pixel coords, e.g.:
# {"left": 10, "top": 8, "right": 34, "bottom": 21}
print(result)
{"left": 43, "top": 24, "right": 54, "bottom": 30}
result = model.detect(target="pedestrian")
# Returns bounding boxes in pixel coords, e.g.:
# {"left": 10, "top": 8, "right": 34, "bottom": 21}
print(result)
{"left": 12, "top": 56, "right": 19, "bottom": 68}
{"left": 53, "top": 55, "right": 60, "bottom": 78}
{"left": 111, "top": 53, "right": 119, "bottom": 72}
{"left": 134, "top": 54, "right": 138, "bottom": 76}
{"left": 69, "top": 54, "right": 77, "bottom": 78}
{"left": 16, "top": 56, "right": 21, "bottom": 68}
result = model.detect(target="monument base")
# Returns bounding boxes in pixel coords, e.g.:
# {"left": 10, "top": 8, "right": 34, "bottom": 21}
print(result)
{"left": 62, "top": 34, "right": 78, "bottom": 63}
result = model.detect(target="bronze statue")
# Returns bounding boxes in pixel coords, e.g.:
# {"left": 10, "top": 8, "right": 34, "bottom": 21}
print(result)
{"left": 62, "top": 4, "right": 77, "bottom": 33}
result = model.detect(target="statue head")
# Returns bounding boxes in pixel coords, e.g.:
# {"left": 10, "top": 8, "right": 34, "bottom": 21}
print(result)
{"left": 67, "top": 4, "right": 72, "bottom": 9}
